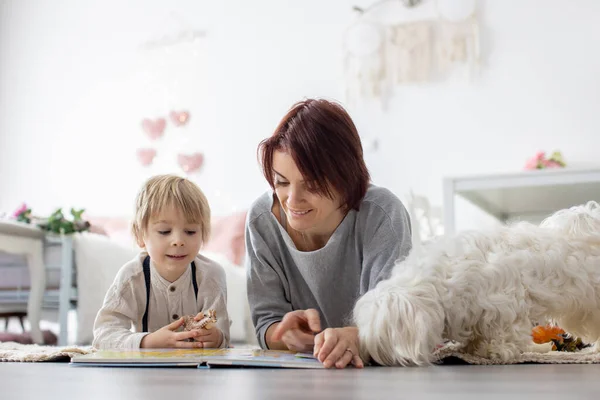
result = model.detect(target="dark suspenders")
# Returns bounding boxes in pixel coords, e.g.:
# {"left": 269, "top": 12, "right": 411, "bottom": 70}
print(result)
{"left": 142, "top": 255, "right": 198, "bottom": 332}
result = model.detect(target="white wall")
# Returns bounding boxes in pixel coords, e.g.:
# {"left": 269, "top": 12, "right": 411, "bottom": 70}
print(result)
{"left": 1, "top": 0, "right": 599, "bottom": 230}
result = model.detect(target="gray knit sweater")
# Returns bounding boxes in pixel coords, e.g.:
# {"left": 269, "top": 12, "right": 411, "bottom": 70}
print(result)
{"left": 245, "top": 185, "right": 412, "bottom": 348}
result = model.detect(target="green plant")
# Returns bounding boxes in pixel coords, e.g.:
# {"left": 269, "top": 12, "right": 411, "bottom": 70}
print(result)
{"left": 12, "top": 203, "right": 32, "bottom": 223}
{"left": 16, "top": 209, "right": 32, "bottom": 224}
{"left": 36, "top": 208, "right": 90, "bottom": 235}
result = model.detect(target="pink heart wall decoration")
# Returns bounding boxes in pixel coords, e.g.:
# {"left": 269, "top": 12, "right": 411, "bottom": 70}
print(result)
{"left": 170, "top": 110, "right": 190, "bottom": 126}
{"left": 137, "top": 148, "right": 157, "bottom": 166}
{"left": 177, "top": 153, "right": 204, "bottom": 173}
{"left": 142, "top": 118, "right": 166, "bottom": 140}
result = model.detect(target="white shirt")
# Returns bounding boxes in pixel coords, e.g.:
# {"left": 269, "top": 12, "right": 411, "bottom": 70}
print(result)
{"left": 93, "top": 252, "right": 230, "bottom": 349}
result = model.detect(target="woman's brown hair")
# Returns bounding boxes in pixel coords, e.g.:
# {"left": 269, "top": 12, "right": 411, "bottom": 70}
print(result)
{"left": 258, "top": 98, "right": 370, "bottom": 211}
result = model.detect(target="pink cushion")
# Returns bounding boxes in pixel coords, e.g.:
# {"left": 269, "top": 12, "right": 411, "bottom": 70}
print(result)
{"left": 203, "top": 211, "right": 247, "bottom": 266}
{"left": 85, "top": 216, "right": 130, "bottom": 237}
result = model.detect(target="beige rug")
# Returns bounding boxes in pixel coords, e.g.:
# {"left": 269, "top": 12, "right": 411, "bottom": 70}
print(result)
{"left": 1, "top": 341, "right": 598, "bottom": 364}
{"left": 433, "top": 342, "right": 600, "bottom": 365}
{"left": 0, "top": 342, "right": 94, "bottom": 362}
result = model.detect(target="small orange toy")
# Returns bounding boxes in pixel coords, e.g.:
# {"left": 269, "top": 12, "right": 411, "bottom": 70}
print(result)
{"left": 531, "top": 325, "right": 589, "bottom": 352}
{"left": 532, "top": 325, "right": 565, "bottom": 345}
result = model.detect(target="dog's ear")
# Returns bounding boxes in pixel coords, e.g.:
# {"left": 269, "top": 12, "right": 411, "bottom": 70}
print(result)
{"left": 394, "top": 286, "right": 445, "bottom": 366}
{"left": 541, "top": 201, "right": 600, "bottom": 241}
{"left": 354, "top": 278, "right": 445, "bottom": 366}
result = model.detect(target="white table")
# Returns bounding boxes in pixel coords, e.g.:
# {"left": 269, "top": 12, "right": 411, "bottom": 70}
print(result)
{"left": 443, "top": 167, "right": 600, "bottom": 234}
{"left": 0, "top": 221, "right": 45, "bottom": 344}
{"left": 0, "top": 221, "right": 76, "bottom": 345}
{"left": 52, "top": 234, "right": 74, "bottom": 347}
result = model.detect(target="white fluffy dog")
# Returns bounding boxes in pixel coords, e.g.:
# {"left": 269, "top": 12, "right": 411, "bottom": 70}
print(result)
{"left": 354, "top": 201, "right": 600, "bottom": 366}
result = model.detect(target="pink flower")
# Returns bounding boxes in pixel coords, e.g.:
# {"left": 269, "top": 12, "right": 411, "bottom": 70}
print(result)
{"left": 524, "top": 150, "right": 566, "bottom": 170}
{"left": 524, "top": 158, "right": 537, "bottom": 170}
{"left": 524, "top": 156, "right": 541, "bottom": 170}
{"left": 11, "top": 203, "right": 28, "bottom": 218}
{"left": 542, "top": 159, "right": 562, "bottom": 169}
{"left": 524, "top": 151, "right": 547, "bottom": 170}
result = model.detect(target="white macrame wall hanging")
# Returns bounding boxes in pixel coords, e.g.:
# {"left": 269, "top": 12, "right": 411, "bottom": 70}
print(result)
{"left": 343, "top": 0, "right": 480, "bottom": 107}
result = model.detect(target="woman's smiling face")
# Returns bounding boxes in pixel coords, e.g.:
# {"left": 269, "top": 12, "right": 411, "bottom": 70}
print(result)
{"left": 272, "top": 150, "right": 343, "bottom": 235}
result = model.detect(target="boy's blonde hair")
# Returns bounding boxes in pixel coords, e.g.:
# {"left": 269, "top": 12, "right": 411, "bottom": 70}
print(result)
{"left": 132, "top": 174, "right": 211, "bottom": 246}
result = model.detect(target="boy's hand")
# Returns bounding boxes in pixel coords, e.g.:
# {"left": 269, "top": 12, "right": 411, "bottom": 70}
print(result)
{"left": 140, "top": 318, "right": 203, "bottom": 348}
{"left": 194, "top": 326, "right": 223, "bottom": 348}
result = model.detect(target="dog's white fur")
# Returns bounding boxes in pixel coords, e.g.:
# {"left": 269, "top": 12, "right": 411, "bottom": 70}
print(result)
{"left": 354, "top": 201, "right": 600, "bottom": 366}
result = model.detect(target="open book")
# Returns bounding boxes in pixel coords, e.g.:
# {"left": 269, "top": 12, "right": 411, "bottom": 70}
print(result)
{"left": 70, "top": 348, "right": 324, "bottom": 369}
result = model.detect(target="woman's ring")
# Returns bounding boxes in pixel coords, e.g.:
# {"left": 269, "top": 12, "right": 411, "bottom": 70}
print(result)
{"left": 345, "top": 348, "right": 354, "bottom": 356}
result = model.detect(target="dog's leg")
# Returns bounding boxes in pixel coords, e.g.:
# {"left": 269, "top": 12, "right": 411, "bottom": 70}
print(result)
{"left": 474, "top": 318, "right": 537, "bottom": 361}
{"left": 479, "top": 340, "right": 522, "bottom": 361}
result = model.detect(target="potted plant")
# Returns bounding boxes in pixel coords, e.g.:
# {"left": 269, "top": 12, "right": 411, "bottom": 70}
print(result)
{"left": 36, "top": 208, "right": 90, "bottom": 235}
{"left": 11, "top": 203, "right": 90, "bottom": 235}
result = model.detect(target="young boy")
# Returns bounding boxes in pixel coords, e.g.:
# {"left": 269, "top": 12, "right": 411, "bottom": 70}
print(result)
{"left": 92, "top": 174, "right": 230, "bottom": 349}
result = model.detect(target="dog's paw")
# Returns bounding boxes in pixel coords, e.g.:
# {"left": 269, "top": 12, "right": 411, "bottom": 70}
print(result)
{"left": 527, "top": 342, "right": 553, "bottom": 354}
{"left": 475, "top": 341, "right": 522, "bottom": 361}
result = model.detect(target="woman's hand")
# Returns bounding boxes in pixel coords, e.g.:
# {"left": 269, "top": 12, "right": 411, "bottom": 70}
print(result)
{"left": 313, "top": 327, "right": 364, "bottom": 369}
{"left": 270, "top": 309, "right": 322, "bottom": 352}
{"left": 140, "top": 318, "right": 203, "bottom": 348}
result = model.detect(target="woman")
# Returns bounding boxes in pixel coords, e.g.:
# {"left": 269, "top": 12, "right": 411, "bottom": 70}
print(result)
{"left": 245, "top": 98, "right": 412, "bottom": 368}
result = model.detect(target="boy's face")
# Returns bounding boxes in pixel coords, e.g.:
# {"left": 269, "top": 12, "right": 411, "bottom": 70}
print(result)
{"left": 138, "top": 203, "right": 203, "bottom": 282}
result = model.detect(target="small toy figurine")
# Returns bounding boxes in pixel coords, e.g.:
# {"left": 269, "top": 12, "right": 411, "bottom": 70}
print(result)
{"left": 183, "top": 309, "right": 217, "bottom": 332}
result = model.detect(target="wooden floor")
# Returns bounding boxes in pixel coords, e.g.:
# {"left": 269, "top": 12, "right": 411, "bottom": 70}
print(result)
{"left": 2, "top": 362, "right": 600, "bottom": 399}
